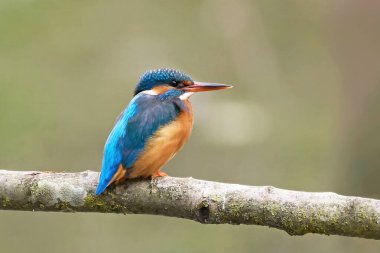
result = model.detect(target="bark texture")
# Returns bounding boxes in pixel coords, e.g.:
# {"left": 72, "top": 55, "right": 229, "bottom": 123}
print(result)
{"left": 0, "top": 170, "right": 379, "bottom": 240}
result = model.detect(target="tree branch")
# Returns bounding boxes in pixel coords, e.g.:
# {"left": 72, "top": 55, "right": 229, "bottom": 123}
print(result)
{"left": 0, "top": 170, "right": 379, "bottom": 240}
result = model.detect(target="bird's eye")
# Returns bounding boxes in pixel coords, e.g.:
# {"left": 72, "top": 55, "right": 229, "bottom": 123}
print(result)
{"left": 171, "top": 81, "right": 181, "bottom": 87}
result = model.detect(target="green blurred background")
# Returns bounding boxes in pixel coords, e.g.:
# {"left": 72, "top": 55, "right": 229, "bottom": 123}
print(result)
{"left": 1, "top": 0, "right": 379, "bottom": 252}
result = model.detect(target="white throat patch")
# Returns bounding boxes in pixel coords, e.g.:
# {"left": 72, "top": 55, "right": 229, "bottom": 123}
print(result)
{"left": 141, "top": 90, "right": 158, "bottom": 96}
{"left": 179, "top": 92, "right": 194, "bottom": 100}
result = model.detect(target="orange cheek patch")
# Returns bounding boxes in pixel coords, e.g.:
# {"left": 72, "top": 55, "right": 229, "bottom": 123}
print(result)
{"left": 182, "top": 80, "right": 193, "bottom": 86}
{"left": 152, "top": 86, "right": 173, "bottom": 94}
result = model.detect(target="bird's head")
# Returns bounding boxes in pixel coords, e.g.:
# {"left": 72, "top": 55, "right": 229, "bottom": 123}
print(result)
{"left": 134, "top": 68, "right": 232, "bottom": 100}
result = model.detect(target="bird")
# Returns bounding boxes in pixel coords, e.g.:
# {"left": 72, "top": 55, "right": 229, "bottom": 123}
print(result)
{"left": 96, "top": 68, "right": 232, "bottom": 195}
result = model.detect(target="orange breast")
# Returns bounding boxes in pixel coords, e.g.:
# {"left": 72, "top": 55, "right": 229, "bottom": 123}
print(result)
{"left": 129, "top": 101, "right": 193, "bottom": 178}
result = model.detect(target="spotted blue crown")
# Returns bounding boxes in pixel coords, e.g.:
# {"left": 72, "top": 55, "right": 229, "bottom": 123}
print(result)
{"left": 134, "top": 68, "right": 193, "bottom": 95}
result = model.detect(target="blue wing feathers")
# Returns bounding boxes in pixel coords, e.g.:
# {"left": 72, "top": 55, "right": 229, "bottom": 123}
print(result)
{"left": 95, "top": 98, "right": 139, "bottom": 195}
{"left": 96, "top": 94, "right": 181, "bottom": 195}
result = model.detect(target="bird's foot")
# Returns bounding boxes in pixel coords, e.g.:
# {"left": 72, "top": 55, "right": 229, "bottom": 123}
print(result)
{"left": 152, "top": 170, "right": 168, "bottom": 178}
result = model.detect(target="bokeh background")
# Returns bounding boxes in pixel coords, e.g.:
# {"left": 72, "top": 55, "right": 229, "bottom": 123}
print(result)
{"left": 1, "top": 0, "right": 380, "bottom": 252}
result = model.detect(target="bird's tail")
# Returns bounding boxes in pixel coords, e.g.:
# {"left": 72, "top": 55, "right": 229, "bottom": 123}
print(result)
{"left": 95, "top": 173, "right": 111, "bottom": 195}
{"left": 95, "top": 167, "right": 114, "bottom": 195}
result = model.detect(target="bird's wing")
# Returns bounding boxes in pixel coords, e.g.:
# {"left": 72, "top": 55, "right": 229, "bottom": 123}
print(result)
{"left": 95, "top": 94, "right": 180, "bottom": 194}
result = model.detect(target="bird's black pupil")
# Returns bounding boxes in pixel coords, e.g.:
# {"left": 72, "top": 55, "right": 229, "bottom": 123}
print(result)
{"left": 172, "top": 81, "right": 180, "bottom": 87}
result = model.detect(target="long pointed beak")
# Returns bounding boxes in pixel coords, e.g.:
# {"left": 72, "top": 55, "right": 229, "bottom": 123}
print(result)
{"left": 182, "top": 82, "right": 233, "bottom": 92}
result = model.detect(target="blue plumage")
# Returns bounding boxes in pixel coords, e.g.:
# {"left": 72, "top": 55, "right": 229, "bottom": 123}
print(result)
{"left": 135, "top": 69, "right": 192, "bottom": 95}
{"left": 96, "top": 91, "right": 186, "bottom": 195}
{"left": 96, "top": 68, "right": 232, "bottom": 195}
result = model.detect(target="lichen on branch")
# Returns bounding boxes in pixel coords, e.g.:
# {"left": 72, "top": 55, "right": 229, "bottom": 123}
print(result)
{"left": 0, "top": 170, "right": 379, "bottom": 240}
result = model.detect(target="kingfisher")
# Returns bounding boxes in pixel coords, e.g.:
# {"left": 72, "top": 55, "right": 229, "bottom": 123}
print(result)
{"left": 96, "top": 68, "right": 232, "bottom": 195}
